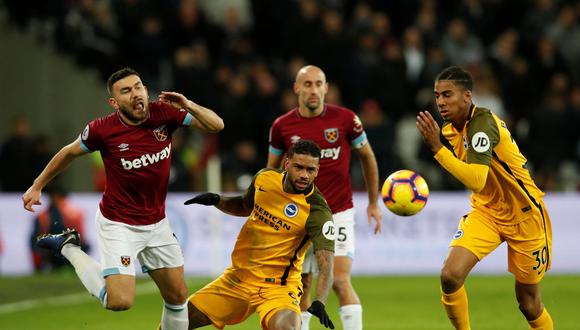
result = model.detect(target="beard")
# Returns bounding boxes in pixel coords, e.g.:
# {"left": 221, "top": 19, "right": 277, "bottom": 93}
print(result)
{"left": 119, "top": 102, "right": 148, "bottom": 123}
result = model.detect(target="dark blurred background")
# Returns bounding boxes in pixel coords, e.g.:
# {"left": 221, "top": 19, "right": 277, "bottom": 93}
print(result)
{"left": 0, "top": 0, "right": 578, "bottom": 193}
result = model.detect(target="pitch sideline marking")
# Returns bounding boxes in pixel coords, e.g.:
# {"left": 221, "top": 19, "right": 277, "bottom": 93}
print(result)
{"left": 0, "top": 281, "right": 159, "bottom": 314}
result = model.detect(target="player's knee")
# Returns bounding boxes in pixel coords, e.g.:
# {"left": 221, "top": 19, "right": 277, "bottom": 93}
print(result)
{"left": 518, "top": 298, "right": 542, "bottom": 320}
{"left": 164, "top": 285, "right": 188, "bottom": 305}
{"left": 332, "top": 273, "right": 351, "bottom": 291}
{"left": 106, "top": 296, "right": 134, "bottom": 311}
{"left": 440, "top": 268, "right": 464, "bottom": 293}
{"left": 301, "top": 273, "right": 313, "bottom": 291}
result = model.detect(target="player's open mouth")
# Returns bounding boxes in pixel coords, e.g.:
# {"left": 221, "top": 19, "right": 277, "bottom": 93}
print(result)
{"left": 296, "top": 181, "right": 308, "bottom": 189}
{"left": 133, "top": 101, "right": 145, "bottom": 112}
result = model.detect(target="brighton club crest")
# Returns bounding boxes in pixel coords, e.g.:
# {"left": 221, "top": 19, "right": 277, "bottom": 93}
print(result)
{"left": 153, "top": 125, "right": 168, "bottom": 141}
{"left": 324, "top": 128, "right": 339, "bottom": 143}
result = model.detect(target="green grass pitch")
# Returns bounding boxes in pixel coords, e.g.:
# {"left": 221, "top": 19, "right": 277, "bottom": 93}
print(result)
{"left": 1, "top": 272, "right": 578, "bottom": 329}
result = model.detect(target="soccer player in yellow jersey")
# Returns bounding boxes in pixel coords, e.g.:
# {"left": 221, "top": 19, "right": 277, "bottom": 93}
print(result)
{"left": 416, "top": 66, "right": 553, "bottom": 330}
{"left": 184, "top": 140, "right": 336, "bottom": 329}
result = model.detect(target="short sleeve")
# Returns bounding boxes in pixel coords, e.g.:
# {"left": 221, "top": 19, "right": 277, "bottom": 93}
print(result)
{"left": 268, "top": 118, "right": 286, "bottom": 156}
{"left": 466, "top": 108, "right": 499, "bottom": 165}
{"left": 157, "top": 102, "right": 191, "bottom": 130}
{"left": 79, "top": 120, "right": 102, "bottom": 153}
{"left": 305, "top": 191, "right": 335, "bottom": 253}
{"left": 346, "top": 112, "right": 368, "bottom": 149}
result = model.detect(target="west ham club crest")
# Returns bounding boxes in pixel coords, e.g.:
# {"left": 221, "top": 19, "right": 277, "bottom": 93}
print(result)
{"left": 324, "top": 128, "right": 339, "bottom": 143}
{"left": 153, "top": 125, "right": 168, "bottom": 141}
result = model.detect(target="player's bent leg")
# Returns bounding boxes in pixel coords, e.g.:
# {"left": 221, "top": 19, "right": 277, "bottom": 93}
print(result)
{"left": 333, "top": 256, "right": 362, "bottom": 330}
{"left": 515, "top": 281, "right": 553, "bottom": 329}
{"left": 440, "top": 246, "right": 478, "bottom": 293}
{"left": 440, "top": 247, "right": 479, "bottom": 330}
{"left": 300, "top": 272, "right": 314, "bottom": 311}
{"left": 149, "top": 266, "right": 188, "bottom": 304}
{"left": 149, "top": 266, "right": 188, "bottom": 330}
{"left": 41, "top": 229, "right": 106, "bottom": 306}
{"left": 268, "top": 309, "right": 301, "bottom": 330}
{"left": 187, "top": 301, "right": 212, "bottom": 329}
{"left": 332, "top": 256, "right": 359, "bottom": 305}
{"left": 105, "top": 274, "right": 136, "bottom": 311}
{"left": 300, "top": 272, "right": 314, "bottom": 330}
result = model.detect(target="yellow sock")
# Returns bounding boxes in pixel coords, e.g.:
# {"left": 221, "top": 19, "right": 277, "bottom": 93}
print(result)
{"left": 528, "top": 308, "right": 553, "bottom": 330}
{"left": 441, "top": 285, "right": 470, "bottom": 330}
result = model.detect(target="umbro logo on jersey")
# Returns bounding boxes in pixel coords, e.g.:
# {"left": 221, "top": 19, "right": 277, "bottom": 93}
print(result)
{"left": 121, "top": 144, "right": 171, "bottom": 170}
{"left": 290, "top": 135, "right": 301, "bottom": 144}
{"left": 118, "top": 143, "right": 129, "bottom": 151}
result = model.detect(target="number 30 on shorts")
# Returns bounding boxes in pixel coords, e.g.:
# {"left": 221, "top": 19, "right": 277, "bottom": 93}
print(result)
{"left": 532, "top": 246, "right": 548, "bottom": 271}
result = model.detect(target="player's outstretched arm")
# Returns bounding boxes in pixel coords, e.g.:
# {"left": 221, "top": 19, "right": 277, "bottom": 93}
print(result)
{"left": 158, "top": 91, "right": 224, "bottom": 133}
{"left": 355, "top": 143, "right": 382, "bottom": 234}
{"left": 22, "top": 138, "right": 86, "bottom": 212}
{"left": 308, "top": 249, "right": 335, "bottom": 328}
{"left": 184, "top": 193, "right": 252, "bottom": 217}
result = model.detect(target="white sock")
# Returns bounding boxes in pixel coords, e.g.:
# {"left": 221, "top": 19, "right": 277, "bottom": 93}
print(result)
{"left": 161, "top": 301, "right": 189, "bottom": 330}
{"left": 301, "top": 311, "right": 313, "bottom": 330}
{"left": 61, "top": 244, "right": 106, "bottom": 306}
{"left": 339, "top": 304, "right": 363, "bottom": 330}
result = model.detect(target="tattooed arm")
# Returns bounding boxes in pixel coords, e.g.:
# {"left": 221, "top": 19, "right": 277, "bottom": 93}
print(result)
{"left": 313, "top": 249, "right": 334, "bottom": 304}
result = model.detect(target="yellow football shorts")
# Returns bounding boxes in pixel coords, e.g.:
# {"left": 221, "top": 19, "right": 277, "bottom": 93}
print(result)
{"left": 188, "top": 272, "right": 302, "bottom": 329}
{"left": 449, "top": 200, "right": 552, "bottom": 284}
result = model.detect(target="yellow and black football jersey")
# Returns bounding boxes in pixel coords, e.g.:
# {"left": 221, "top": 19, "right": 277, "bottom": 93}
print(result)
{"left": 440, "top": 105, "right": 544, "bottom": 224}
{"left": 224, "top": 168, "right": 334, "bottom": 286}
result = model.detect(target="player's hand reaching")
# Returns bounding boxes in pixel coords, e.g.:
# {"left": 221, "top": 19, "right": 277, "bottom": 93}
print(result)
{"left": 158, "top": 91, "right": 191, "bottom": 110}
{"left": 307, "top": 301, "right": 335, "bottom": 329}
{"left": 22, "top": 187, "right": 42, "bottom": 212}
{"left": 184, "top": 193, "right": 220, "bottom": 206}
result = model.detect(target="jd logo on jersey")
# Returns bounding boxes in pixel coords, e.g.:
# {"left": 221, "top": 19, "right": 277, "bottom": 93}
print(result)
{"left": 153, "top": 125, "right": 168, "bottom": 142}
{"left": 472, "top": 132, "right": 491, "bottom": 153}
{"left": 324, "top": 128, "right": 339, "bottom": 143}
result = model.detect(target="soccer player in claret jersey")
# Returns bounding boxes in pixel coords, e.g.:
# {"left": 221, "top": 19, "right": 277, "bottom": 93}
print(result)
{"left": 268, "top": 65, "right": 382, "bottom": 330}
{"left": 184, "top": 140, "right": 335, "bottom": 329}
{"left": 416, "top": 66, "right": 553, "bottom": 330}
{"left": 22, "top": 67, "right": 224, "bottom": 330}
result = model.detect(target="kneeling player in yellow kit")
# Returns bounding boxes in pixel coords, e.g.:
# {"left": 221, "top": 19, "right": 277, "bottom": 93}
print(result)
{"left": 416, "top": 66, "right": 553, "bottom": 330}
{"left": 184, "top": 140, "right": 336, "bottom": 330}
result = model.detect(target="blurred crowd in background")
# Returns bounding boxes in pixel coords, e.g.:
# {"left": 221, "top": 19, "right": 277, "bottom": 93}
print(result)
{"left": 1, "top": 0, "right": 579, "bottom": 193}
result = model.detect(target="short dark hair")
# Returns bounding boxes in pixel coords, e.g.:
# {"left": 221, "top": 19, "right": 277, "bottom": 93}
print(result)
{"left": 435, "top": 66, "right": 473, "bottom": 91}
{"left": 288, "top": 140, "right": 321, "bottom": 159}
{"left": 107, "top": 67, "right": 140, "bottom": 95}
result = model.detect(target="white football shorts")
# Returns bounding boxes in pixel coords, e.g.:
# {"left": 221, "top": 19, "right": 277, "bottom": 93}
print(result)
{"left": 96, "top": 209, "right": 184, "bottom": 277}
{"left": 302, "top": 208, "right": 355, "bottom": 274}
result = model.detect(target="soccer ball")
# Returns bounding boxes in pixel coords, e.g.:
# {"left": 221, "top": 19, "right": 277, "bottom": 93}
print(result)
{"left": 381, "top": 170, "right": 429, "bottom": 216}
